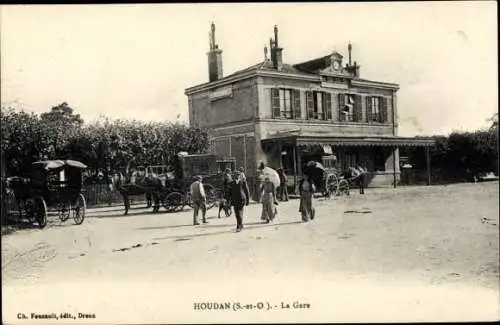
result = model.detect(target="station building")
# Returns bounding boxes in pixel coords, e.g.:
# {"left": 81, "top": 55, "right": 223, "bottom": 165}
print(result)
{"left": 185, "top": 23, "right": 433, "bottom": 195}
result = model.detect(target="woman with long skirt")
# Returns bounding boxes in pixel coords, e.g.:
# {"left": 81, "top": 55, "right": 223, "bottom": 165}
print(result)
{"left": 299, "top": 175, "right": 316, "bottom": 222}
{"left": 259, "top": 177, "right": 278, "bottom": 223}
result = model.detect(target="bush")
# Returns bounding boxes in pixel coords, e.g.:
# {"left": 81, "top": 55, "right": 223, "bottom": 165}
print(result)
{"left": 1, "top": 105, "right": 210, "bottom": 178}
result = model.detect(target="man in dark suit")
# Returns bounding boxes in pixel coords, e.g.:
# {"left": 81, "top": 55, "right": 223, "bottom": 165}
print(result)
{"left": 229, "top": 170, "right": 250, "bottom": 232}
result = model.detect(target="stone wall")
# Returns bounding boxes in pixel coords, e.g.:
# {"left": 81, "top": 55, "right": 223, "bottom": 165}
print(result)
{"left": 189, "top": 78, "right": 258, "bottom": 128}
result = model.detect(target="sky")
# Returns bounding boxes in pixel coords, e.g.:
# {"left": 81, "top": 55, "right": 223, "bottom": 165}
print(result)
{"left": 1, "top": 2, "right": 497, "bottom": 136}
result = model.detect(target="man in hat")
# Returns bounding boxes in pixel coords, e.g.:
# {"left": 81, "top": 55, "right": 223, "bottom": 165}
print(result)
{"left": 229, "top": 169, "right": 250, "bottom": 232}
{"left": 218, "top": 168, "right": 233, "bottom": 218}
{"left": 238, "top": 167, "right": 247, "bottom": 182}
{"left": 277, "top": 168, "right": 289, "bottom": 201}
{"left": 190, "top": 175, "right": 207, "bottom": 225}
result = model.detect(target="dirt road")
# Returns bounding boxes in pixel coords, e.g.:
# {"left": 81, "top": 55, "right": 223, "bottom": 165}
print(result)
{"left": 2, "top": 182, "right": 499, "bottom": 323}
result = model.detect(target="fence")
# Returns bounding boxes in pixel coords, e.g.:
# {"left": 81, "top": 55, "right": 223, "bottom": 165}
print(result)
{"left": 399, "top": 168, "right": 479, "bottom": 186}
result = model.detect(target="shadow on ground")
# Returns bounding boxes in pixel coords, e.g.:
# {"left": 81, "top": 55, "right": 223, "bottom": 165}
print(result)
{"left": 151, "top": 220, "right": 304, "bottom": 242}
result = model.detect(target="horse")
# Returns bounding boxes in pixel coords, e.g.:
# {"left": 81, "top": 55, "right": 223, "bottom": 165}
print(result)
{"left": 109, "top": 171, "right": 168, "bottom": 215}
{"left": 4, "top": 176, "right": 35, "bottom": 221}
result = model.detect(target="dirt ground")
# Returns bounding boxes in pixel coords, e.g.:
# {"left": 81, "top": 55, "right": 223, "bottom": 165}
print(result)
{"left": 2, "top": 182, "right": 499, "bottom": 323}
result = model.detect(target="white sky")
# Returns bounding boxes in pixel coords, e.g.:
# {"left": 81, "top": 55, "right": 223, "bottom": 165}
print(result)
{"left": 1, "top": 2, "right": 497, "bottom": 136}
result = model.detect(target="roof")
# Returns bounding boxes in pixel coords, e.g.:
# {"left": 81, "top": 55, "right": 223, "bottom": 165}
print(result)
{"left": 186, "top": 54, "right": 398, "bottom": 94}
{"left": 223, "top": 60, "right": 313, "bottom": 79}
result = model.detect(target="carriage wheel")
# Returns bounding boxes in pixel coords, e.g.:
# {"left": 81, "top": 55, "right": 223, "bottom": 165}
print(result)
{"left": 33, "top": 197, "right": 47, "bottom": 229}
{"left": 337, "top": 179, "right": 350, "bottom": 197}
{"left": 59, "top": 203, "right": 71, "bottom": 222}
{"left": 325, "top": 173, "right": 339, "bottom": 198}
{"left": 185, "top": 192, "right": 194, "bottom": 209}
{"left": 73, "top": 194, "right": 86, "bottom": 225}
{"left": 204, "top": 184, "right": 217, "bottom": 210}
{"left": 164, "top": 192, "right": 185, "bottom": 213}
{"left": 5, "top": 191, "right": 20, "bottom": 221}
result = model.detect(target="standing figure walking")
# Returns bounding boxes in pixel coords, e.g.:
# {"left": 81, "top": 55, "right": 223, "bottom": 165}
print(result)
{"left": 259, "top": 176, "right": 278, "bottom": 223}
{"left": 298, "top": 175, "right": 316, "bottom": 222}
{"left": 229, "top": 170, "right": 250, "bottom": 232}
{"left": 356, "top": 163, "right": 367, "bottom": 194}
{"left": 277, "top": 168, "right": 289, "bottom": 201}
{"left": 190, "top": 175, "right": 207, "bottom": 225}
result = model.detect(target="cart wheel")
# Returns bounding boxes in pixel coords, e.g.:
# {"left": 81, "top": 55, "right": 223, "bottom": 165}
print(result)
{"left": 164, "top": 192, "right": 185, "bottom": 213}
{"left": 73, "top": 194, "right": 86, "bottom": 225}
{"left": 185, "top": 192, "right": 194, "bottom": 209}
{"left": 59, "top": 203, "right": 71, "bottom": 222}
{"left": 325, "top": 174, "right": 338, "bottom": 199}
{"left": 204, "top": 184, "right": 217, "bottom": 210}
{"left": 337, "top": 179, "right": 350, "bottom": 197}
{"left": 5, "top": 191, "right": 20, "bottom": 221}
{"left": 33, "top": 197, "right": 47, "bottom": 229}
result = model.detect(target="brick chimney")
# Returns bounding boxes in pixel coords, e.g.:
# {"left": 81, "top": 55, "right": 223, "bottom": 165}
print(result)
{"left": 207, "top": 22, "right": 223, "bottom": 82}
{"left": 270, "top": 25, "right": 283, "bottom": 70}
{"left": 346, "top": 42, "right": 360, "bottom": 77}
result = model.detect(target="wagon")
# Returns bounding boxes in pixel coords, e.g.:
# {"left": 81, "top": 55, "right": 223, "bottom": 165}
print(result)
{"left": 7, "top": 160, "right": 87, "bottom": 228}
{"left": 161, "top": 153, "right": 236, "bottom": 213}
{"left": 303, "top": 161, "right": 350, "bottom": 198}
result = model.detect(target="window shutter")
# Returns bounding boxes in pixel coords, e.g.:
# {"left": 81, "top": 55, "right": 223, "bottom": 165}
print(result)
{"left": 366, "top": 96, "right": 372, "bottom": 122}
{"left": 354, "top": 95, "right": 362, "bottom": 122}
{"left": 293, "top": 89, "right": 301, "bottom": 119}
{"left": 380, "top": 97, "right": 388, "bottom": 123}
{"left": 324, "top": 92, "right": 332, "bottom": 120}
{"left": 306, "top": 91, "right": 314, "bottom": 119}
{"left": 338, "top": 93, "right": 345, "bottom": 121}
{"left": 271, "top": 88, "right": 280, "bottom": 119}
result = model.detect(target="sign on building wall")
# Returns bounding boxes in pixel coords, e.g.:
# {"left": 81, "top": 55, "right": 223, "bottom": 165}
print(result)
{"left": 209, "top": 86, "right": 233, "bottom": 101}
{"left": 321, "top": 81, "right": 349, "bottom": 90}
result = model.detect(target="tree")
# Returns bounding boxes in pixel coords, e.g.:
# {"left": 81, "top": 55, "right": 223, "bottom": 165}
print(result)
{"left": 39, "top": 103, "right": 84, "bottom": 159}
{"left": 40, "top": 102, "right": 83, "bottom": 127}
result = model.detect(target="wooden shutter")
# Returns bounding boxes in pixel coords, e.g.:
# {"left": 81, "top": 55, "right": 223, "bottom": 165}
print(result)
{"left": 354, "top": 95, "right": 362, "bottom": 122}
{"left": 323, "top": 92, "right": 331, "bottom": 120}
{"left": 380, "top": 97, "right": 388, "bottom": 123}
{"left": 271, "top": 88, "right": 280, "bottom": 119}
{"left": 292, "top": 89, "right": 301, "bottom": 119}
{"left": 338, "top": 93, "right": 345, "bottom": 121}
{"left": 306, "top": 91, "right": 314, "bottom": 119}
{"left": 366, "top": 96, "right": 372, "bottom": 122}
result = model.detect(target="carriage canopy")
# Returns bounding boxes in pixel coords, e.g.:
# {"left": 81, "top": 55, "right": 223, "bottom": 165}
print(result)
{"left": 32, "top": 160, "right": 87, "bottom": 171}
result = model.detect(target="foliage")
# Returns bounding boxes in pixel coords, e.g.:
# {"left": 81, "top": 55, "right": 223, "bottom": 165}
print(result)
{"left": 1, "top": 104, "right": 210, "bottom": 179}
{"left": 408, "top": 128, "right": 498, "bottom": 179}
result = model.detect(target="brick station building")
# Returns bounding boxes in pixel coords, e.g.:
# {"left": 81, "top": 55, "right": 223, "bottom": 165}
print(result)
{"left": 185, "top": 23, "right": 433, "bottom": 196}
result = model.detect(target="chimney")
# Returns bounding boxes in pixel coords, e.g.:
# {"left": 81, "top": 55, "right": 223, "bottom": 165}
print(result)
{"left": 271, "top": 25, "right": 283, "bottom": 70}
{"left": 346, "top": 42, "right": 360, "bottom": 77}
{"left": 207, "top": 22, "right": 223, "bottom": 82}
{"left": 348, "top": 42, "right": 352, "bottom": 66}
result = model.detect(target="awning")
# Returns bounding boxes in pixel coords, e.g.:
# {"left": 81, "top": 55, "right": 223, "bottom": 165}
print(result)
{"left": 262, "top": 135, "right": 435, "bottom": 147}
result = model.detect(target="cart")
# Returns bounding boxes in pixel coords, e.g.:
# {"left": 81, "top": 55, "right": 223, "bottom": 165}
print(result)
{"left": 161, "top": 153, "right": 235, "bottom": 213}
{"left": 8, "top": 160, "right": 87, "bottom": 228}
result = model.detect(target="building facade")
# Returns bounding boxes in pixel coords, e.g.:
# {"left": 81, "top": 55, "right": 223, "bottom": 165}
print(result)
{"left": 185, "top": 24, "right": 433, "bottom": 195}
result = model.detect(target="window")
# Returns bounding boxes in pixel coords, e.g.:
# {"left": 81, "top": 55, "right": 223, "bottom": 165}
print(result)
{"left": 338, "top": 94, "right": 361, "bottom": 122}
{"left": 271, "top": 88, "right": 301, "bottom": 119}
{"left": 280, "top": 89, "right": 292, "bottom": 119}
{"left": 366, "top": 96, "right": 388, "bottom": 123}
{"left": 306, "top": 91, "right": 332, "bottom": 120}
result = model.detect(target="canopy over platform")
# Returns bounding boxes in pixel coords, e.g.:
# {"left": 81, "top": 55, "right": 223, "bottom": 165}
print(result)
{"left": 261, "top": 135, "right": 435, "bottom": 147}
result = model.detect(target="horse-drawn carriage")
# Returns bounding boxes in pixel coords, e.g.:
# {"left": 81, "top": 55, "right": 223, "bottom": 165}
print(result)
{"left": 5, "top": 160, "right": 87, "bottom": 228}
{"left": 161, "top": 153, "right": 236, "bottom": 213}
{"left": 303, "top": 160, "right": 350, "bottom": 198}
